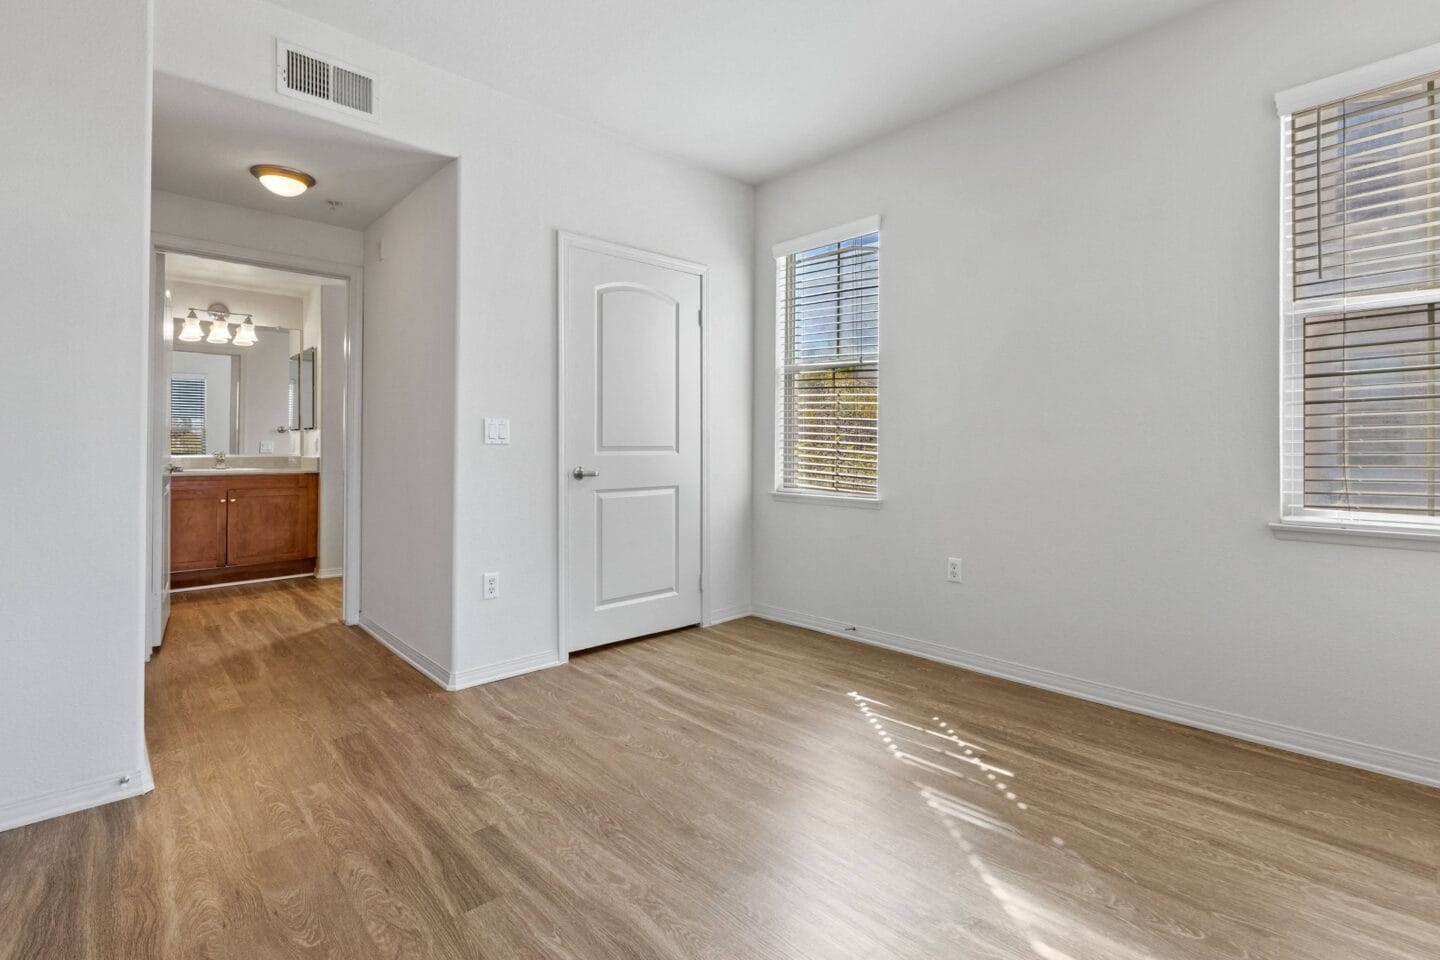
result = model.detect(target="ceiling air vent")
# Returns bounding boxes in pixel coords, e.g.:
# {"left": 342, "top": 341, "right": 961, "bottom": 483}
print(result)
{"left": 276, "top": 40, "right": 378, "bottom": 121}
{"left": 332, "top": 66, "right": 373, "bottom": 115}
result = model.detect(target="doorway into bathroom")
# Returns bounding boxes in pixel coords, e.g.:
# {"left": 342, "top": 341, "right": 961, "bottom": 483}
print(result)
{"left": 146, "top": 248, "right": 360, "bottom": 656}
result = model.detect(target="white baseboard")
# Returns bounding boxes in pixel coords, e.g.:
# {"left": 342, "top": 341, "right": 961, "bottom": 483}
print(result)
{"left": 170, "top": 572, "right": 313, "bottom": 594}
{"left": 358, "top": 616, "right": 451, "bottom": 689}
{"left": 316, "top": 567, "right": 344, "bottom": 580}
{"left": 752, "top": 603, "right": 1440, "bottom": 789}
{"left": 705, "top": 603, "right": 753, "bottom": 626}
{"left": 450, "top": 652, "right": 563, "bottom": 690}
{"left": 357, "top": 617, "right": 561, "bottom": 691}
{"left": 1, "top": 764, "right": 154, "bottom": 834}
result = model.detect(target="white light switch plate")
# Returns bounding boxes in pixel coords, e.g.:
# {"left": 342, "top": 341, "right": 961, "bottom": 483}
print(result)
{"left": 484, "top": 417, "right": 510, "bottom": 444}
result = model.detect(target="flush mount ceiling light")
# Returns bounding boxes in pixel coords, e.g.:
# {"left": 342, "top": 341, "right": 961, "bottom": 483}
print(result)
{"left": 249, "top": 164, "right": 315, "bottom": 197}
{"left": 178, "top": 309, "right": 204, "bottom": 342}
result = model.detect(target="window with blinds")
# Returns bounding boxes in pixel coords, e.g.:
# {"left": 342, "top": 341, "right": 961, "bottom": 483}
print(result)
{"left": 775, "top": 227, "right": 879, "bottom": 498}
{"left": 1283, "top": 68, "right": 1440, "bottom": 525}
{"left": 170, "top": 376, "right": 206, "bottom": 455}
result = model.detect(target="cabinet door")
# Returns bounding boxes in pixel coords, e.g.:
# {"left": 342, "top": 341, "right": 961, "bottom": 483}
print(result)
{"left": 226, "top": 485, "right": 311, "bottom": 566}
{"left": 170, "top": 484, "right": 227, "bottom": 571}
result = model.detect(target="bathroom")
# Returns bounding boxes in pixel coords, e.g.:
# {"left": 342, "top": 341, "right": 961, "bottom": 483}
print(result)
{"left": 159, "top": 253, "right": 346, "bottom": 606}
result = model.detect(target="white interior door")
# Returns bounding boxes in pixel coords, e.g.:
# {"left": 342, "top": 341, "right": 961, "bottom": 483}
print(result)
{"left": 562, "top": 237, "right": 703, "bottom": 652}
{"left": 147, "top": 252, "right": 172, "bottom": 654}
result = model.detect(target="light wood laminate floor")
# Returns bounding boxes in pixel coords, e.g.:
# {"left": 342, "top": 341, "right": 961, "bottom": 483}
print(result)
{"left": 1, "top": 578, "right": 1436, "bottom": 959}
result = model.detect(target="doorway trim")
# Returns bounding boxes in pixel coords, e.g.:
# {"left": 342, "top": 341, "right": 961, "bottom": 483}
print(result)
{"left": 152, "top": 232, "right": 364, "bottom": 624}
{"left": 554, "top": 231, "right": 712, "bottom": 661}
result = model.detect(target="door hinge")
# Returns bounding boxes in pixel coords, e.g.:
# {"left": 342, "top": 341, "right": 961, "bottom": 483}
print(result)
{"left": 698, "top": 573, "right": 703, "bottom": 592}
{"left": 697, "top": 309, "right": 703, "bottom": 326}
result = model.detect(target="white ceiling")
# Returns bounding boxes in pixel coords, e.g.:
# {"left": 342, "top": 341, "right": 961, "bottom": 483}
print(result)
{"left": 152, "top": 74, "right": 451, "bottom": 229}
{"left": 270, "top": 0, "right": 1216, "bottom": 182}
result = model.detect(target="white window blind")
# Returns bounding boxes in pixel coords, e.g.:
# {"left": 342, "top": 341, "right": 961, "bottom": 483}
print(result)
{"left": 775, "top": 228, "right": 879, "bottom": 497}
{"left": 1282, "top": 68, "right": 1440, "bottom": 526}
{"left": 170, "top": 376, "right": 206, "bottom": 455}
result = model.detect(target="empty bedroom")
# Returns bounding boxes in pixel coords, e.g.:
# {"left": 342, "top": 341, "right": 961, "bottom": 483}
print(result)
{"left": 1, "top": 0, "right": 1436, "bottom": 958}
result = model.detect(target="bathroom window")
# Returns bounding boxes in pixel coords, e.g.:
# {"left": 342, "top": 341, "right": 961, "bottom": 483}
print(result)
{"left": 774, "top": 218, "right": 881, "bottom": 502}
{"left": 170, "top": 376, "right": 207, "bottom": 455}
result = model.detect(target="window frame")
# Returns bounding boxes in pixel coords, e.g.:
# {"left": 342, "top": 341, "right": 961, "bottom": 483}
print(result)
{"left": 1275, "top": 45, "right": 1440, "bottom": 548}
{"left": 772, "top": 216, "right": 882, "bottom": 507}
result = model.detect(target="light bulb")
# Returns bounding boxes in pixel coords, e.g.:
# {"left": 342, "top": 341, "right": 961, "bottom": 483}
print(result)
{"left": 178, "top": 310, "right": 204, "bottom": 342}
{"left": 232, "top": 317, "right": 258, "bottom": 346}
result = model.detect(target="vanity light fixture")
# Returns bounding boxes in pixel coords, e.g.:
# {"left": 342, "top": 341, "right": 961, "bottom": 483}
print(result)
{"left": 182, "top": 306, "right": 258, "bottom": 348}
{"left": 231, "top": 315, "right": 258, "bottom": 346}
{"left": 249, "top": 164, "right": 315, "bottom": 198}
{"left": 178, "top": 309, "right": 204, "bottom": 342}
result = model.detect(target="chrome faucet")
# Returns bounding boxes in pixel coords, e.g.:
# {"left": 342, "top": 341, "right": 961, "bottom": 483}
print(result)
{"left": 212, "top": 451, "right": 228, "bottom": 469}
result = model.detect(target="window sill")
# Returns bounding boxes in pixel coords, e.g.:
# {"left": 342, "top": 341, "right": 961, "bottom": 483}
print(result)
{"left": 772, "top": 490, "right": 883, "bottom": 509}
{"left": 1269, "top": 518, "right": 1440, "bottom": 552}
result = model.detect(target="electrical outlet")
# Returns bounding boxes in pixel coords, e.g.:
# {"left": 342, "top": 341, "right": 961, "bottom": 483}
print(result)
{"left": 483, "top": 572, "right": 500, "bottom": 599}
{"left": 946, "top": 557, "right": 963, "bottom": 583}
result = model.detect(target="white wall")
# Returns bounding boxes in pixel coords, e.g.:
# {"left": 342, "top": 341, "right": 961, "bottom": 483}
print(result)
{"left": 153, "top": 190, "right": 363, "bottom": 267}
{"left": 154, "top": 0, "right": 755, "bottom": 686}
{"left": 360, "top": 164, "right": 459, "bottom": 674}
{"left": 169, "top": 280, "right": 304, "bottom": 331}
{"left": 447, "top": 69, "right": 756, "bottom": 682}
{"left": 753, "top": 0, "right": 1440, "bottom": 783}
{"left": 0, "top": 0, "right": 153, "bottom": 829}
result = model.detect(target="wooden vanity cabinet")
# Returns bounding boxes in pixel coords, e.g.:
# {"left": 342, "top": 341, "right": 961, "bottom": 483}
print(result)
{"left": 170, "top": 482, "right": 229, "bottom": 573}
{"left": 169, "top": 473, "right": 318, "bottom": 588}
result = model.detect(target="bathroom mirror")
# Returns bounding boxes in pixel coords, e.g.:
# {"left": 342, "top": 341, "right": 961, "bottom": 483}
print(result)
{"left": 170, "top": 321, "right": 304, "bottom": 456}
{"left": 291, "top": 347, "right": 316, "bottom": 432}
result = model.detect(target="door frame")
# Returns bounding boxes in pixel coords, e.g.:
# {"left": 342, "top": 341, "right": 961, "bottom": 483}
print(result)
{"left": 555, "top": 231, "right": 712, "bottom": 661}
{"left": 151, "top": 233, "right": 364, "bottom": 624}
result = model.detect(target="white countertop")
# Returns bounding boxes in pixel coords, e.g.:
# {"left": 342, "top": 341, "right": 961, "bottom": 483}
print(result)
{"left": 168, "top": 455, "right": 320, "bottom": 476}
{"left": 171, "top": 468, "right": 318, "bottom": 476}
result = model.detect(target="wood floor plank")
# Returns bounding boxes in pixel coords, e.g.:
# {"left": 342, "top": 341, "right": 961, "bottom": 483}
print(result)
{"left": 0, "top": 577, "right": 1436, "bottom": 959}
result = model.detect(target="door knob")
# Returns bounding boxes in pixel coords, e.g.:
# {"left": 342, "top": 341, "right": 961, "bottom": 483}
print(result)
{"left": 571, "top": 466, "right": 599, "bottom": 480}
